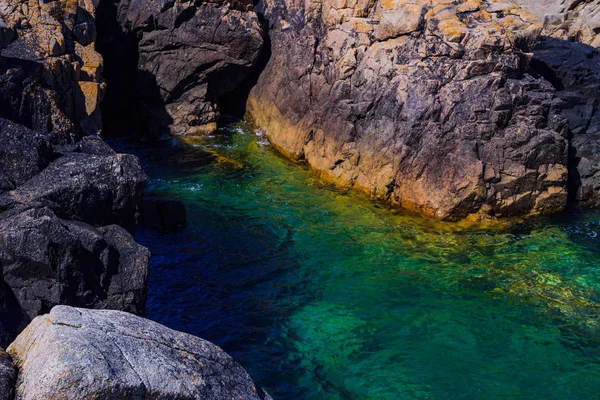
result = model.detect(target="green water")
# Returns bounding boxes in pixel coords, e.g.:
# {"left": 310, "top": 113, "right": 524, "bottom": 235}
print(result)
{"left": 128, "top": 120, "right": 600, "bottom": 399}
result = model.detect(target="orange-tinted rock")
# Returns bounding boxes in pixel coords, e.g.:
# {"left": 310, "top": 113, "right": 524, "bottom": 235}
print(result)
{"left": 248, "top": 0, "right": 569, "bottom": 220}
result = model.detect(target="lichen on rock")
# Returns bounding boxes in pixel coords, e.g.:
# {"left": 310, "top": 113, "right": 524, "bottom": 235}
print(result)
{"left": 248, "top": 0, "right": 571, "bottom": 220}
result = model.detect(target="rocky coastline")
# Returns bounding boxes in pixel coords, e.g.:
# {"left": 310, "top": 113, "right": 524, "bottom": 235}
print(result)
{"left": 0, "top": 0, "right": 600, "bottom": 398}
{"left": 246, "top": 0, "right": 600, "bottom": 221}
{"left": 0, "top": 1, "right": 267, "bottom": 398}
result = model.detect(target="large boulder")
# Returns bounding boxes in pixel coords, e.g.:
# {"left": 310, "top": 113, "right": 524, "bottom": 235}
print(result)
{"left": 248, "top": 0, "right": 569, "bottom": 220}
{"left": 0, "top": 152, "right": 146, "bottom": 232}
{"left": 8, "top": 306, "right": 272, "bottom": 400}
{"left": 0, "top": 207, "right": 149, "bottom": 337}
{"left": 104, "top": 0, "right": 264, "bottom": 136}
{"left": 0, "top": 347, "right": 15, "bottom": 400}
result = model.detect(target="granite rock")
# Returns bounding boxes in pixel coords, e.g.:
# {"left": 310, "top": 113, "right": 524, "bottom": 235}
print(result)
{"left": 0, "top": 152, "right": 146, "bottom": 232}
{"left": 248, "top": 0, "right": 569, "bottom": 220}
{"left": 8, "top": 306, "right": 272, "bottom": 400}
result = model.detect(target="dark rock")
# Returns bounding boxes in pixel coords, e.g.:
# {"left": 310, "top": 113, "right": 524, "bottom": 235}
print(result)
{"left": 529, "top": 37, "right": 600, "bottom": 207}
{"left": 8, "top": 306, "right": 272, "bottom": 400}
{"left": 0, "top": 207, "right": 149, "bottom": 333}
{"left": 0, "top": 118, "right": 52, "bottom": 192}
{"left": 142, "top": 198, "right": 187, "bottom": 233}
{"left": 248, "top": 0, "right": 569, "bottom": 220}
{"left": 106, "top": 0, "right": 264, "bottom": 136}
{"left": 0, "top": 19, "right": 15, "bottom": 50}
{"left": 0, "top": 152, "right": 146, "bottom": 232}
{"left": 0, "top": 347, "right": 15, "bottom": 400}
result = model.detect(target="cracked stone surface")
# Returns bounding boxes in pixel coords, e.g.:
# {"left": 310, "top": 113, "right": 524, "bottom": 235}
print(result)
{"left": 0, "top": 0, "right": 105, "bottom": 139}
{"left": 0, "top": 207, "right": 149, "bottom": 336}
{"left": 8, "top": 306, "right": 272, "bottom": 400}
{"left": 248, "top": 0, "right": 570, "bottom": 220}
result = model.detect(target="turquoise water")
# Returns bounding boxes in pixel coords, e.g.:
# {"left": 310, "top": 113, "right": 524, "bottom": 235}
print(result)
{"left": 125, "top": 120, "right": 600, "bottom": 399}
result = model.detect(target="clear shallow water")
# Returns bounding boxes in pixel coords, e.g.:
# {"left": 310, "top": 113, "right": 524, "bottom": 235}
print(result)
{"left": 119, "top": 120, "right": 600, "bottom": 399}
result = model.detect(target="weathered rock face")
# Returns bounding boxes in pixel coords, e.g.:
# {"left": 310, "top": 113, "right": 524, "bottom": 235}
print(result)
{"left": 513, "top": 0, "right": 600, "bottom": 47}
{"left": 0, "top": 118, "right": 52, "bottom": 193}
{"left": 0, "top": 207, "right": 149, "bottom": 327}
{"left": 512, "top": 1, "right": 600, "bottom": 208}
{"left": 529, "top": 37, "right": 600, "bottom": 207}
{"left": 9, "top": 306, "right": 272, "bottom": 400}
{"left": 0, "top": 1, "right": 150, "bottom": 347}
{"left": 0, "top": 0, "right": 105, "bottom": 140}
{"left": 0, "top": 151, "right": 146, "bottom": 232}
{"left": 100, "top": 0, "right": 264, "bottom": 137}
{"left": 0, "top": 347, "right": 15, "bottom": 400}
{"left": 248, "top": 0, "right": 570, "bottom": 220}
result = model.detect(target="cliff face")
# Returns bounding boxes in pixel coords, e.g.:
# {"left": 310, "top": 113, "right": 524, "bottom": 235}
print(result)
{"left": 514, "top": 0, "right": 600, "bottom": 207}
{"left": 0, "top": 0, "right": 148, "bottom": 346}
{"left": 247, "top": 0, "right": 570, "bottom": 220}
{"left": 0, "top": 0, "right": 105, "bottom": 139}
{"left": 100, "top": 0, "right": 265, "bottom": 137}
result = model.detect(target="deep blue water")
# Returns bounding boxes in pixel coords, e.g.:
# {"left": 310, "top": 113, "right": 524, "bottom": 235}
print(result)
{"left": 118, "top": 120, "right": 600, "bottom": 399}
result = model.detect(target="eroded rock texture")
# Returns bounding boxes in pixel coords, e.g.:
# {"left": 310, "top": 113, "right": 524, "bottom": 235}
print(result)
{"left": 248, "top": 0, "right": 570, "bottom": 220}
{"left": 512, "top": 2, "right": 600, "bottom": 208}
{"left": 8, "top": 306, "right": 272, "bottom": 400}
{"left": 0, "top": 0, "right": 105, "bottom": 139}
{"left": 0, "top": 207, "right": 149, "bottom": 326}
{"left": 529, "top": 38, "right": 600, "bottom": 207}
{"left": 513, "top": 0, "right": 600, "bottom": 47}
{"left": 0, "top": 0, "right": 149, "bottom": 347}
{"left": 104, "top": 0, "right": 264, "bottom": 137}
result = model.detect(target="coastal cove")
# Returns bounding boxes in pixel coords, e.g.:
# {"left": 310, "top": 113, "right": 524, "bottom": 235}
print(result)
{"left": 119, "top": 120, "right": 600, "bottom": 400}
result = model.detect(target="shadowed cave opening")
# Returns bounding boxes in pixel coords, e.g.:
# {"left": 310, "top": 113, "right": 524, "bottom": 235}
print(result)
{"left": 95, "top": 0, "right": 154, "bottom": 139}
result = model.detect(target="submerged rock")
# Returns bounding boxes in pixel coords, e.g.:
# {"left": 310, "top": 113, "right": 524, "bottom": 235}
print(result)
{"left": 142, "top": 198, "right": 187, "bottom": 233}
{"left": 8, "top": 306, "right": 272, "bottom": 400}
{"left": 248, "top": 0, "right": 569, "bottom": 220}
